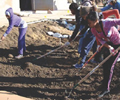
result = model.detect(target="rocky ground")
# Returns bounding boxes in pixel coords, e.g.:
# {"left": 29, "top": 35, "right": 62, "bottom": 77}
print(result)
{"left": 0, "top": 20, "right": 120, "bottom": 100}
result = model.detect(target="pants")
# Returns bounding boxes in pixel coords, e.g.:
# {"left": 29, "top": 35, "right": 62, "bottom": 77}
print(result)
{"left": 102, "top": 44, "right": 120, "bottom": 91}
{"left": 78, "top": 25, "right": 88, "bottom": 54}
{"left": 78, "top": 29, "right": 96, "bottom": 63}
{"left": 18, "top": 27, "right": 27, "bottom": 55}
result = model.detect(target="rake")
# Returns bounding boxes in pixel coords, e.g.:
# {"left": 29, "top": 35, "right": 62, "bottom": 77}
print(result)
{"left": 67, "top": 46, "right": 120, "bottom": 98}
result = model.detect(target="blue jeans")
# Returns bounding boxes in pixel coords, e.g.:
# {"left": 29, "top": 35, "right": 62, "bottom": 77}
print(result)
{"left": 78, "top": 25, "right": 88, "bottom": 54}
{"left": 78, "top": 29, "right": 96, "bottom": 63}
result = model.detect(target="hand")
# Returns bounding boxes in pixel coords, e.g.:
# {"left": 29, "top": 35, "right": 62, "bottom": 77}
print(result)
{"left": 69, "top": 38, "right": 72, "bottom": 42}
{"left": 65, "top": 42, "right": 70, "bottom": 46}
{"left": 1, "top": 36, "right": 5, "bottom": 41}
{"left": 74, "top": 35, "right": 83, "bottom": 41}
{"left": 109, "top": 46, "right": 118, "bottom": 56}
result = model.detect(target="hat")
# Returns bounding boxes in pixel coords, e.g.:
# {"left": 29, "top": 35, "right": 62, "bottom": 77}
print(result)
{"left": 107, "top": 0, "right": 113, "bottom": 3}
{"left": 80, "top": 6, "right": 92, "bottom": 16}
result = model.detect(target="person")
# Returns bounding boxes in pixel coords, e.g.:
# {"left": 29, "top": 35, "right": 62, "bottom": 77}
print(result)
{"left": 91, "top": 9, "right": 120, "bottom": 63}
{"left": 1, "top": 7, "right": 27, "bottom": 59}
{"left": 69, "top": 3, "right": 96, "bottom": 68}
{"left": 87, "top": 11, "right": 120, "bottom": 97}
{"left": 96, "top": 0, "right": 120, "bottom": 13}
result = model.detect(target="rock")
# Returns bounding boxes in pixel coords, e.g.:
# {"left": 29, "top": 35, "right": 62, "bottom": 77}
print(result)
{"left": 47, "top": 10, "right": 52, "bottom": 14}
{"left": 23, "top": 62, "right": 33, "bottom": 68}
{"left": 8, "top": 54, "right": 14, "bottom": 58}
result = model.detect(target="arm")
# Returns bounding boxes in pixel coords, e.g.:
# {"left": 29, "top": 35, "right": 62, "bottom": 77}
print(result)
{"left": 95, "top": 4, "right": 112, "bottom": 12}
{"left": 102, "top": 9, "right": 120, "bottom": 19}
{"left": 69, "top": 15, "right": 82, "bottom": 42}
{"left": 73, "top": 25, "right": 89, "bottom": 41}
{"left": 101, "top": 4, "right": 112, "bottom": 12}
{"left": 4, "top": 19, "right": 14, "bottom": 37}
{"left": 103, "top": 43, "right": 118, "bottom": 55}
{"left": 78, "top": 25, "right": 89, "bottom": 35}
{"left": 69, "top": 22, "right": 81, "bottom": 42}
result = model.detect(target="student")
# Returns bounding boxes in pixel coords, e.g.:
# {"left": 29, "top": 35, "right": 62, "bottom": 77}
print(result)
{"left": 91, "top": 9, "right": 120, "bottom": 63}
{"left": 87, "top": 11, "right": 120, "bottom": 97}
{"left": 69, "top": 3, "right": 96, "bottom": 68}
{"left": 1, "top": 7, "right": 27, "bottom": 59}
{"left": 96, "top": 0, "right": 120, "bottom": 13}
{"left": 69, "top": 3, "right": 120, "bottom": 67}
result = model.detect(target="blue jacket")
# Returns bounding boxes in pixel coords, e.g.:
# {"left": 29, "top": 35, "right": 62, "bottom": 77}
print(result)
{"left": 101, "top": 0, "right": 120, "bottom": 13}
{"left": 5, "top": 8, "right": 21, "bottom": 35}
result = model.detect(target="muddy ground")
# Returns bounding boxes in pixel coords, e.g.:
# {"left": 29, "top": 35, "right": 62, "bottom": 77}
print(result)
{"left": 0, "top": 20, "right": 120, "bottom": 100}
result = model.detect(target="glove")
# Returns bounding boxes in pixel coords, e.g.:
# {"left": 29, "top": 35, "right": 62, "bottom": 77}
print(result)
{"left": 109, "top": 46, "right": 117, "bottom": 56}
{"left": 65, "top": 42, "right": 70, "bottom": 46}
{"left": 97, "top": 45, "right": 101, "bottom": 52}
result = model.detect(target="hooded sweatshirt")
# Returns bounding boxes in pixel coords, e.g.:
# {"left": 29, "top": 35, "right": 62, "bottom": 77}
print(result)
{"left": 5, "top": 8, "right": 22, "bottom": 36}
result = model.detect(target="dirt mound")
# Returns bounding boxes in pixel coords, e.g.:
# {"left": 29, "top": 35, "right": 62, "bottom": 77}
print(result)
{"left": 0, "top": 20, "right": 120, "bottom": 100}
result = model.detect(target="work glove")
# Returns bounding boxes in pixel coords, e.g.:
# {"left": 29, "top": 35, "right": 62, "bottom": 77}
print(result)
{"left": 65, "top": 42, "right": 70, "bottom": 46}
{"left": 109, "top": 46, "right": 117, "bottom": 56}
{"left": 97, "top": 45, "right": 101, "bottom": 52}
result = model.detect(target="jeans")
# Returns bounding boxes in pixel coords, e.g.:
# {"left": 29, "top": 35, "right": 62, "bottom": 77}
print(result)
{"left": 18, "top": 27, "right": 27, "bottom": 55}
{"left": 78, "top": 29, "right": 96, "bottom": 63}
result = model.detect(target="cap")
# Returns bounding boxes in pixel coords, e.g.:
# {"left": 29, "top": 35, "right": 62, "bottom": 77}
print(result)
{"left": 80, "top": 6, "right": 92, "bottom": 17}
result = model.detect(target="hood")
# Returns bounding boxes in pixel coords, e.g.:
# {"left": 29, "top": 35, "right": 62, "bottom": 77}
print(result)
{"left": 5, "top": 7, "right": 14, "bottom": 18}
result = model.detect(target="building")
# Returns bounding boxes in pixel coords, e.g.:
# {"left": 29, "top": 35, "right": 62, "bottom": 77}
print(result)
{"left": 0, "top": 0, "right": 70, "bottom": 18}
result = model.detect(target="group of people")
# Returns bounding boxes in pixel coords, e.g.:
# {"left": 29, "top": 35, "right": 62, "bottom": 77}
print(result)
{"left": 2, "top": 0, "right": 120, "bottom": 98}
{"left": 68, "top": 0, "right": 120, "bottom": 98}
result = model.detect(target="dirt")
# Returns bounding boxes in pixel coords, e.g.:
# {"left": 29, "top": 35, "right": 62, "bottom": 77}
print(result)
{"left": 0, "top": 20, "right": 120, "bottom": 100}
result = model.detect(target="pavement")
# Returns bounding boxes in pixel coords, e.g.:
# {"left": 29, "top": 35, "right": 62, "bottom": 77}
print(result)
{"left": 0, "top": 10, "right": 74, "bottom": 100}
{"left": 0, "top": 91, "right": 33, "bottom": 100}
{"left": 0, "top": 10, "right": 75, "bottom": 27}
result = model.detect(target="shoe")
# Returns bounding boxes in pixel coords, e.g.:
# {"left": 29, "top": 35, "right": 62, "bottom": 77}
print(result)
{"left": 15, "top": 54, "right": 23, "bottom": 59}
{"left": 90, "top": 58, "right": 98, "bottom": 64}
{"left": 74, "top": 63, "right": 84, "bottom": 68}
{"left": 98, "top": 89, "right": 110, "bottom": 98}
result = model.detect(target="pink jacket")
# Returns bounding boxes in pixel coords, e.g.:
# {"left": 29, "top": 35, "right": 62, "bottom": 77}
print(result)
{"left": 91, "top": 19, "right": 120, "bottom": 45}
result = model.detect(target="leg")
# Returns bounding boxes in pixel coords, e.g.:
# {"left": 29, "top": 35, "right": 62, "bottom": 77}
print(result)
{"left": 78, "top": 25, "right": 88, "bottom": 54}
{"left": 102, "top": 9, "right": 120, "bottom": 19}
{"left": 99, "top": 45, "right": 119, "bottom": 98}
{"left": 18, "top": 27, "right": 27, "bottom": 55}
{"left": 80, "top": 30, "right": 96, "bottom": 63}
{"left": 75, "top": 29, "right": 96, "bottom": 68}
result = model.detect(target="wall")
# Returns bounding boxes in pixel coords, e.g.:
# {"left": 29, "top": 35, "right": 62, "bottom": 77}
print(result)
{"left": 31, "top": 0, "right": 54, "bottom": 10}
{"left": 31, "top": 0, "right": 70, "bottom": 10}
{"left": 53, "top": 0, "right": 70, "bottom": 10}
{"left": 0, "top": 0, "right": 20, "bottom": 20}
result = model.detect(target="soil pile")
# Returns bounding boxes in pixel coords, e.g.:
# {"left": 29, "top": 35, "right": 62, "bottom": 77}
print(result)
{"left": 0, "top": 20, "right": 120, "bottom": 100}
